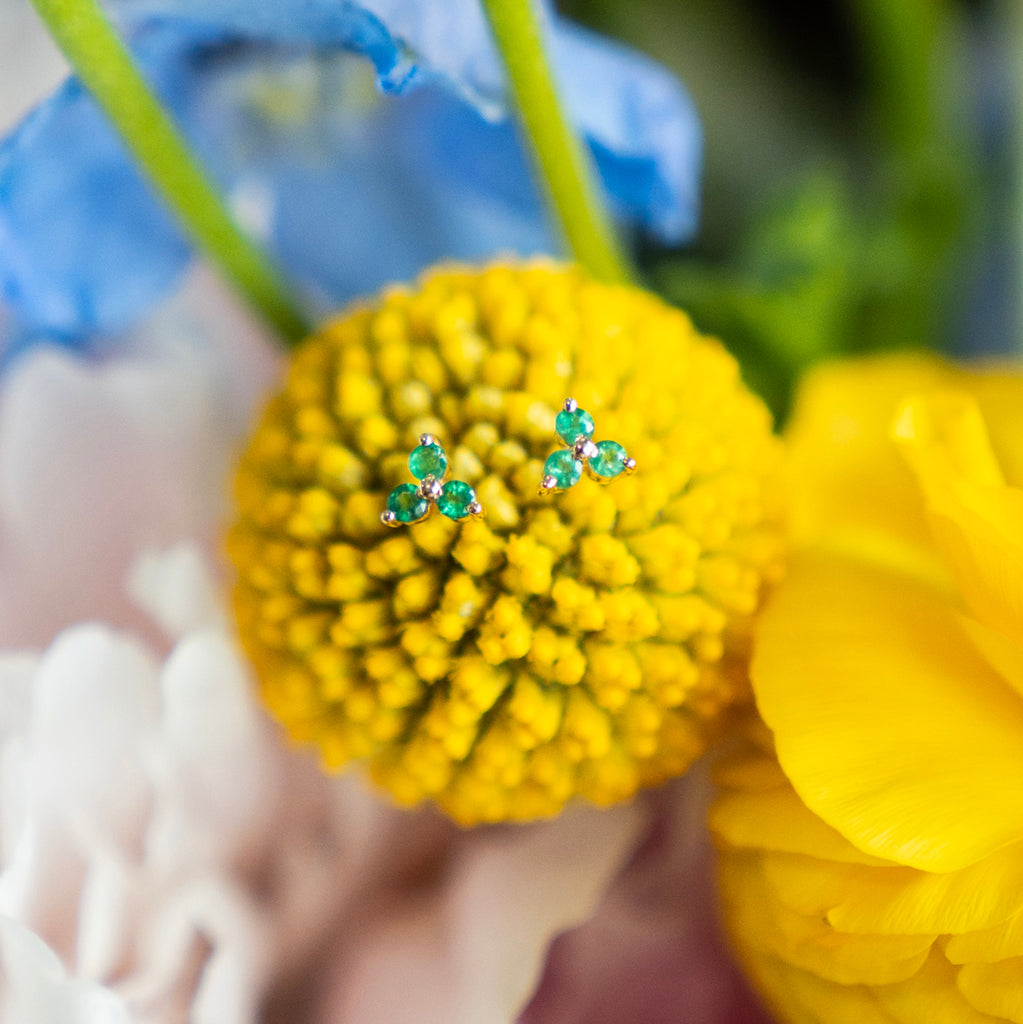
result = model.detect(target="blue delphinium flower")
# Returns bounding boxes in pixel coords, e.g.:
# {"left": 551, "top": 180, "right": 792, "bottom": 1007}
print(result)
{"left": 0, "top": 0, "right": 701, "bottom": 348}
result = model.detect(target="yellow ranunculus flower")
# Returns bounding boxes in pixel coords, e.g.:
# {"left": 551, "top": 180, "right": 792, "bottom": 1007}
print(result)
{"left": 712, "top": 353, "right": 1023, "bottom": 1023}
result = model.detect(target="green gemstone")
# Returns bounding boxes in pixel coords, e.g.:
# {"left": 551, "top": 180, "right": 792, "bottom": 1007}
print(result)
{"left": 386, "top": 483, "right": 429, "bottom": 523}
{"left": 588, "top": 440, "right": 628, "bottom": 479}
{"left": 437, "top": 479, "right": 476, "bottom": 520}
{"left": 555, "top": 407, "right": 595, "bottom": 445}
{"left": 408, "top": 442, "right": 447, "bottom": 481}
{"left": 544, "top": 450, "right": 583, "bottom": 489}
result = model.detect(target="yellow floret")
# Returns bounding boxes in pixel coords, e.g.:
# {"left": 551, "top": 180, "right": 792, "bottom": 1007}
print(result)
{"left": 229, "top": 260, "right": 785, "bottom": 824}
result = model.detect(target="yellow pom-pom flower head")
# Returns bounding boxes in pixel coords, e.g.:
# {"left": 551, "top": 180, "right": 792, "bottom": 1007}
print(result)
{"left": 228, "top": 261, "right": 785, "bottom": 824}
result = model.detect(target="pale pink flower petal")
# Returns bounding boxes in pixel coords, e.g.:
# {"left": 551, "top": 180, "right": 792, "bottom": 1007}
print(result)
{"left": 0, "top": 268, "right": 279, "bottom": 647}
{"left": 318, "top": 803, "right": 646, "bottom": 1024}
{"left": 0, "top": 914, "right": 131, "bottom": 1024}
{"left": 75, "top": 848, "right": 135, "bottom": 982}
{"left": 30, "top": 626, "right": 160, "bottom": 851}
{"left": 128, "top": 543, "right": 227, "bottom": 641}
{"left": 148, "top": 629, "right": 278, "bottom": 872}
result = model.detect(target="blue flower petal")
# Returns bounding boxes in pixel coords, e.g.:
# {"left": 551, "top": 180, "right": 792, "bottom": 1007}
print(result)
{"left": 553, "top": 22, "right": 702, "bottom": 243}
{"left": 0, "top": 5, "right": 701, "bottom": 338}
{"left": 113, "top": 0, "right": 506, "bottom": 106}
{"left": 113, "top": 1, "right": 702, "bottom": 231}
{"left": 0, "top": 26, "right": 207, "bottom": 334}
{"left": 177, "top": 50, "right": 556, "bottom": 312}
{"left": 0, "top": 74, "right": 190, "bottom": 334}
{"left": 0, "top": 309, "right": 97, "bottom": 370}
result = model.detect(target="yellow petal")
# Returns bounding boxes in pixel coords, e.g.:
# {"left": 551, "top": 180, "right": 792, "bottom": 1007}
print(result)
{"left": 732, "top": 936, "right": 1001, "bottom": 1024}
{"left": 877, "top": 948, "right": 1002, "bottom": 1024}
{"left": 712, "top": 753, "right": 790, "bottom": 790}
{"left": 894, "top": 391, "right": 1005, "bottom": 486}
{"left": 711, "top": 786, "right": 890, "bottom": 866}
{"left": 763, "top": 842, "right": 1023, "bottom": 936}
{"left": 754, "top": 548, "right": 1023, "bottom": 870}
{"left": 785, "top": 354, "right": 1023, "bottom": 548}
{"left": 958, "top": 958, "right": 1023, "bottom": 1023}
{"left": 894, "top": 392, "right": 1023, "bottom": 647}
{"left": 784, "top": 354, "right": 950, "bottom": 550}
{"left": 712, "top": 743, "right": 791, "bottom": 792}
{"left": 719, "top": 850, "right": 934, "bottom": 985}
{"left": 747, "top": 952, "right": 904, "bottom": 1024}
{"left": 967, "top": 371, "right": 1023, "bottom": 487}
{"left": 959, "top": 615, "right": 1023, "bottom": 702}
{"left": 947, "top": 905, "right": 1023, "bottom": 965}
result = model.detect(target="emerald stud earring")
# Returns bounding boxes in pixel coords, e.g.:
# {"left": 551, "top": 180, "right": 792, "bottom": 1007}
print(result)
{"left": 382, "top": 435, "right": 484, "bottom": 526}
{"left": 539, "top": 398, "right": 636, "bottom": 495}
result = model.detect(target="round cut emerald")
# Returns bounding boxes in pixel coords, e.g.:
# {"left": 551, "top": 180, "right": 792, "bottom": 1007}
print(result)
{"left": 408, "top": 442, "right": 447, "bottom": 481}
{"left": 386, "top": 483, "right": 429, "bottom": 523}
{"left": 588, "top": 440, "right": 628, "bottom": 479}
{"left": 544, "top": 450, "right": 582, "bottom": 490}
{"left": 555, "top": 407, "right": 595, "bottom": 445}
{"left": 438, "top": 479, "right": 476, "bottom": 520}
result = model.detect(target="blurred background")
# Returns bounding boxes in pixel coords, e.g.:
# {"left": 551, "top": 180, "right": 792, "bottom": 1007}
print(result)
{"left": 1, "top": 0, "right": 1016, "bottom": 417}
{"left": 565, "top": 0, "right": 1016, "bottom": 416}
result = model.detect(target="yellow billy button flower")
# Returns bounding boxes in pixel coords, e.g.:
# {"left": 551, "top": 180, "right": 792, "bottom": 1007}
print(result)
{"left": 228, "top": 260, "right": 784, "bottom": 825}
{"left": 711, "top": 354, "right": 1023, "bottom": 1023}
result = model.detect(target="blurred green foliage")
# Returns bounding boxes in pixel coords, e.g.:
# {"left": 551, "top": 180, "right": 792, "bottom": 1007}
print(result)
{"left": 564, "top": 0, "right": 990, "bottom": 421}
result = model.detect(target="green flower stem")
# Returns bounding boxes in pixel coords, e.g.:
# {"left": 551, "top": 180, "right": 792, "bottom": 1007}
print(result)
{"left": 28, "top": 0, "right": 310, "bottom": 342}
{"left": 480, "top": 0, "right": 633, "bottom": 284}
